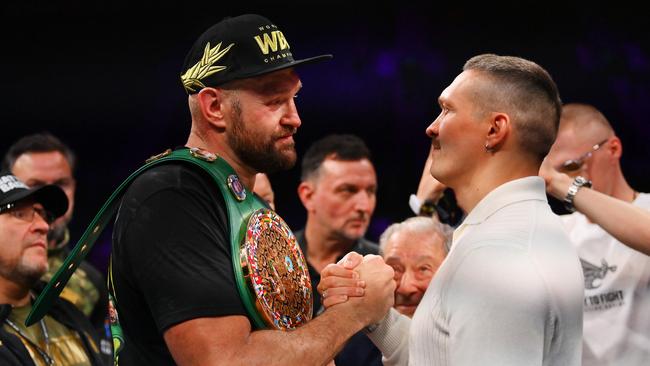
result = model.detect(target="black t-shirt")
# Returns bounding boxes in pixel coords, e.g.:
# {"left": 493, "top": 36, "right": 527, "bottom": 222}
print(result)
{"left": 111, "top": 162, "right": 247, "bottom": 365}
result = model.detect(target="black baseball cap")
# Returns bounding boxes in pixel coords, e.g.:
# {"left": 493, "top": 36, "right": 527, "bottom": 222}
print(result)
{"left": 180, "top": 14, "right": 332, "bottom": 94}
{"left": 0, "top": 172, "right": 68, "bottom": 219}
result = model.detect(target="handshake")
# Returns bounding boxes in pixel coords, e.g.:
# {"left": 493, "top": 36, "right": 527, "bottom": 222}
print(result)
{"left": 317, "top": 252, "right": 396, "bottom": 328}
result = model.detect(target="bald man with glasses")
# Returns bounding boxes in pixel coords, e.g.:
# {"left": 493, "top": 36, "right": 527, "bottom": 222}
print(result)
{"left": 540, "top": 103, "right": 650, "bottom": 365}
{"left": 556, "top": 138, "right": 609, "bottom": 173}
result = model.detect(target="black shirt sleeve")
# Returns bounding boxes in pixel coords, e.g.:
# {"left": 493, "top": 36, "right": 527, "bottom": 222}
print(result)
{"left": 112, "top": 163, "right": 247, "bottom": 336}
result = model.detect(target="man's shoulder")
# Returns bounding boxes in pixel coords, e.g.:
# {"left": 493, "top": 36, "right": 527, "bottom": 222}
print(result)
{"left": 293, "top": 229, "right": 306, "bottom": 246}
{"left": 31, "top": 282, "right": 90, "bottom": 326}
{"left": 355, "top": 237, "right": 380, "bottom": 255}
{"left": 130, "top": 161, "right": 214, "bottom": 192}
{"left": 114, "top": 161, "right": 229, "bottom": 246}
{"left": 0, "top": 314, "right": 34, "bottom": 365}
{"left": 123, "top": 161, "right": 224, "bottom": 208}
{"left": 636, "top": 192, "right": 650, "bottom": 210}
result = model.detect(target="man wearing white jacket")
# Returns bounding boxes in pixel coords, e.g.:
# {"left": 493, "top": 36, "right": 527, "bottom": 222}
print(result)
{"left": 320, "top": 54, "right": 584, "bottom": 366}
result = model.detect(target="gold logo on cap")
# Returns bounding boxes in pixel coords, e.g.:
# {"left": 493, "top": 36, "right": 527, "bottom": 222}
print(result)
{"left": 181, "top": 42, "right": 234, "bottom": 93}
{"left": 254, "top": 31, "right": 290, "bottom": 55}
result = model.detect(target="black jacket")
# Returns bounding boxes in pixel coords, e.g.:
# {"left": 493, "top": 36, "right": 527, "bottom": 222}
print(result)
{"left": 0, "top": 282, "right": 106, "bottom": 366}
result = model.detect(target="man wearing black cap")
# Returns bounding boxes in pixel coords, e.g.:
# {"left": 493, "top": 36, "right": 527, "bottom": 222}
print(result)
{"left": 110, "top": 14, "right": 395, "bottom": 365}
{"left": 4, "top": 133, "right": 109, "bottom": 342}
{"left": 0, "top": 173, "right": 105, "bottom": 365}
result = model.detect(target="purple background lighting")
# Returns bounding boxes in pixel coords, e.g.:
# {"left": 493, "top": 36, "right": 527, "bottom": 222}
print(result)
{"left": 2, "top": 3, "right": 648, "bottom": 273}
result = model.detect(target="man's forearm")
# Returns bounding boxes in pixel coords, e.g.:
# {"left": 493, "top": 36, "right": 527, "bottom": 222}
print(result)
{"left": 573, "top": 188, "right": 650, "bottom": 255}
{"left": 366, "top": 308, "right": 410, "bottom": 366}
{"left": 548, "top": 174, "right": 650, "bottom": 255}
{"left": 239, "top": 305, "right": 365, "bottom": 365}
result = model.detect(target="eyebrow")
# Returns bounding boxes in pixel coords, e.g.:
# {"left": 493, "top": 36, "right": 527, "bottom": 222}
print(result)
{"left": 385, "top": 254, "right": 438, "bottom": 262}
{"left": 438, "top": 95, "right": 452, "bottom": 108}
{"left": 415, "top": 255, "right": 439, "bottom": 262}
{"left": 25, "top": 177, "right": 72, "bottom": 186}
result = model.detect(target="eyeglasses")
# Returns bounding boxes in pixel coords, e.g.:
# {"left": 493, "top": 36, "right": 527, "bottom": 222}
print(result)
{"left": 0, "top": 202, "right": 55, "bottom": 225}
{"left": 557, "top": 138, "right": 609, "bottom": 173}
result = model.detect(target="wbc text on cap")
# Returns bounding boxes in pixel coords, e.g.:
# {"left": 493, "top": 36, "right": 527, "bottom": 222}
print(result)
{"left": 180, "top": 14, "right": 332, "bottom": 94}
{"left": 0, "top": 174, "right": 29, "bottom": 193}
{"left": 0, "top": 172, "right": 69, "bottom": 219}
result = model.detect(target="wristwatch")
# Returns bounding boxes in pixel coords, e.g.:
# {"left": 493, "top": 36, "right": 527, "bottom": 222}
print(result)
{"left": 419, "top": 199, "right": 438, "bottom": 217}
{"left": 408, "top": 194, "right": 439, "bottom": 217}
{"left": 564, "top": 176, "right": 591, "bottom": 212}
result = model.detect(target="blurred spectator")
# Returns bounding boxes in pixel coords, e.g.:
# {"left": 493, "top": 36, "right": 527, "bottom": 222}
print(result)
{"left": 296, "top": 134, "right": 379, "bottom": 313}
{"left": 0, "top": 172, "right": 105, "bottom": 365}
{"left": 253, "top": 173, "right": 275, "bottom": 210}
{"left": 336, "top": 215, "right": 451, "bottom": 365}
{"left": 380, "top": 216, "right": 450, "bottom": 317}
{"left": 3, "top": 132, "right": 112, "bottom": 359}
{"left": 296, "top": 134, "right": 380, "bottom": 366}
{"left": 541, "top": 103, "right": 650, "bottom": 365}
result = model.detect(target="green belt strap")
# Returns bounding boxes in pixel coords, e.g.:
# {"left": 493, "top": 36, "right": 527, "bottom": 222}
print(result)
{"left": 27, "top": 148, "right": 268, "bottom": 329}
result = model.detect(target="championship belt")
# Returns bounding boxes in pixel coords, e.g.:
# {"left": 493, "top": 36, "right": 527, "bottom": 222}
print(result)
{"left": 27, "top": 148, "right": 313, "bottom": 360}
{"left": 242, "top": 208, "right": 312, "bottom": 329}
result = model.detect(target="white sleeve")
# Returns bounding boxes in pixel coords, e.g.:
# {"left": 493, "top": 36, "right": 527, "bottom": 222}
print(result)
{"left": 447, "top": 245, "right": 549, "bottom": 366}
{"left": 366, "top": 308, "right": 411, "bottom": 366}
{"left": 409, "top": 194, "right": 422, "bottom": 215}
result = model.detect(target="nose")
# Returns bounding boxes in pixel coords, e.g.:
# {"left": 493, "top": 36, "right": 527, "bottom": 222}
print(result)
{"left": 31, "top": 212, "right": 50, "bottom": 235}
{"left": 281, "top": 98, "right": 302, "bottom": 129}
{"left": 396, "top": 270, "right": 420, "bottom": 296}
{"left": 426, "top": 117, "right": 440, "bottom": 138}
{"left": 353, "top": 190, "right": 375, "bottom": 214}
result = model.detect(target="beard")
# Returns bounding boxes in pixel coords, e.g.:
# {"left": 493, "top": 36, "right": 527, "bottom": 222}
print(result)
{"left": 333, "top": 224, "right": 368, "bottom": 243}
{"left": 0, "top": 258, "right": 48, "bottom": 288}
{"left": 332, "top": 213, "right": 370, "bottom": 243}
{"left": 226, "top": 98, "right": 297, "bottom": 174}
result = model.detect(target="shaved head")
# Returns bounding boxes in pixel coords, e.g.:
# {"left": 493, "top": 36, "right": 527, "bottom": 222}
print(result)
{"left": 463, "top": 54, "right": 561, "bottom": 162}
{"left": 559, "top": 103, "right": 615, "bottom": 142}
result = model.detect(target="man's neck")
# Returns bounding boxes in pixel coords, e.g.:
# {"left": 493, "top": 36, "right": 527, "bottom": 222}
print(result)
{"left": 0, "top": 278, "right": 31, "bottom": 307}
{"left": 608, "top": 167, "right": 637, "bottom": 203}
{"left": 186, "top": 130, "right": 256, "bottom": 189}
{"left": 453, "top": 158, "right": 539, "bottom": 213}
{"left": 304, "top": 222, "right": 356, "bottom": 273}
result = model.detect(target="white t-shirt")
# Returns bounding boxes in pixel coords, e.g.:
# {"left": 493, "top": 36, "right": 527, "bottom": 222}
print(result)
{"left": 561, "top": 192, "right": 650, "bottom": 365}
{"left": 369, "top": 177, "right": 584, "bottom": 365}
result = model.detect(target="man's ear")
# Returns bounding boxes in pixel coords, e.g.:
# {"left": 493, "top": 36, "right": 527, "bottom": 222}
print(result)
{"left": 485, "top": 112, "right": 511, "bottom": 151}
{"left": 197, "top": 88, "right": 228, "bottom": 129}
{"left": 607, "top": 135, "right": 623, "bottom": 160}
{"left": 297, "top": 181, "right": 316, "bottom": 211}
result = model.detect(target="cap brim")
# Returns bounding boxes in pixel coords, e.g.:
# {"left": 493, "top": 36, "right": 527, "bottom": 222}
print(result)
{"left": 27, "top": 185, "right": 69, "bottom": 219}
{"left": 236, "top": 54, "right": 333, "bottom": 81}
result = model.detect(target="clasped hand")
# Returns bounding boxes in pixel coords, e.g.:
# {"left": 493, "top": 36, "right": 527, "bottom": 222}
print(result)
{"left": 317, "top": 252, "right": 395, "bottom": 326}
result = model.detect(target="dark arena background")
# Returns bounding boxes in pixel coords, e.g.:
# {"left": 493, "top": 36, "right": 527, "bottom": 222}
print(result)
{"left": 2, "top": 2, "right": 648, "bottom": 273}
